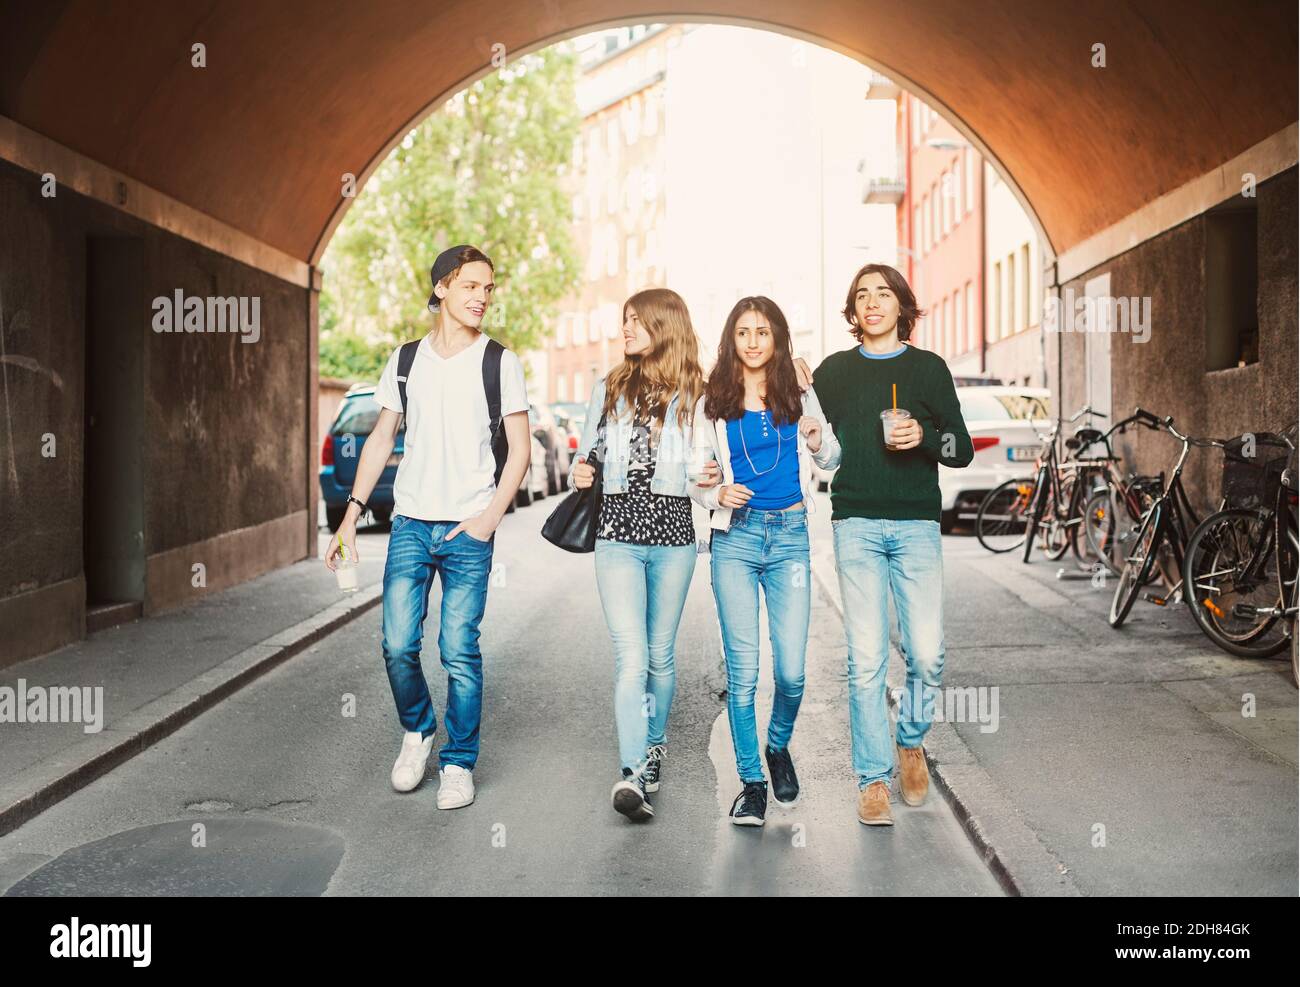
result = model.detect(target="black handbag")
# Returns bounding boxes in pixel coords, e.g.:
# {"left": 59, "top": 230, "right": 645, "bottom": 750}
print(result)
{"left": 541, "top": 414, "right": 606, "bottom": 553}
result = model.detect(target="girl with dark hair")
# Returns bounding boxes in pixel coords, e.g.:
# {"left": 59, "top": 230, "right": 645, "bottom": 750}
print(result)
{"left": 690, "top": 296, "right": 840, "bottom": 826}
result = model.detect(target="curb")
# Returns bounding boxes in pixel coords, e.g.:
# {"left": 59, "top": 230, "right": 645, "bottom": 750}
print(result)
{"left": 0, "top": 584, "right": 384, "bottom": 839}
{"left": 811, "top": 561, "right": 1082, "bottom": 897}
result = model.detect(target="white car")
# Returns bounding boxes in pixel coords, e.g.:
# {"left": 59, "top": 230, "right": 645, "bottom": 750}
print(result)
{"left": 811, "top": 385, "right": 1053, "bottom": 533}
{"left": 940, "top": 386, "right": 1052, "bottom": 532}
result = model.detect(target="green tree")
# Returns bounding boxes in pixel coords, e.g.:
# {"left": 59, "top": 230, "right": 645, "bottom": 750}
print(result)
{"left": 320, "top": 45, "right": 581, "bottom": 371}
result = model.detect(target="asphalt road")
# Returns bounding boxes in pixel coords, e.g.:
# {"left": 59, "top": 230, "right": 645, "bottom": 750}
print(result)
{"left": 1, "top": 502, "right": 1002, "bottom": 896}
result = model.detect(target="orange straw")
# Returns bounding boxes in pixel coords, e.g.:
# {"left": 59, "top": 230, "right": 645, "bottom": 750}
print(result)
{"left": 892, "top": 384, "right": 897, "bottom": 410}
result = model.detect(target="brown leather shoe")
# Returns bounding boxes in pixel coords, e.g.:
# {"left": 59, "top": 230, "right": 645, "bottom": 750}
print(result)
{"left": 857, "top": 780, "right": 894, "bottom": 826}
{"left": 897, "top": 744, "right": 929, "bottom": 806}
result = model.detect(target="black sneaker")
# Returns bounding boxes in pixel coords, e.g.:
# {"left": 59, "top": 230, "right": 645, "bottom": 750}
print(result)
{"left": 611, "top": 768, "right": 654, "bottom": 822}
{"left": 643, "top": 744, "right": 666, "bottom": 793}
{"left": 765, "top": 745, "right": 800, "bottom": 805}
{"left": 728, "top": 781, "right": 768, "bottom": 827}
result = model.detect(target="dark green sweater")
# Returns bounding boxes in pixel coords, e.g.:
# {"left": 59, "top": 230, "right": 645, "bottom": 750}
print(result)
{"left": 813, "top": 344, "right": 973, "bottom": 521}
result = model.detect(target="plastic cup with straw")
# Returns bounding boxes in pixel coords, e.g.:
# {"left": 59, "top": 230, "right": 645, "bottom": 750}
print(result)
{"left": 880, "top": 382, "right": 911, "bottom": 450}
{"left": 335, "top": 536, "right": 359, "bottom": 592}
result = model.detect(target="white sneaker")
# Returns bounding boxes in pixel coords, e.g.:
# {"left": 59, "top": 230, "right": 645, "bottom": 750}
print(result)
{"left": 390, "top": 731, "right": 434, "bottom": 792}
{"left": 436, "top": 764, "right": 475, "bottom": 809}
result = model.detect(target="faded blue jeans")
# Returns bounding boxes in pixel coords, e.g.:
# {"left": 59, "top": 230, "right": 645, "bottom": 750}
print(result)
{"left": 594, "top": 538, "right": 697, "bottom": 772}
{"left": 710, "top": 506, "right": 810, "bottom": 784}
{"left": 831, "top": 517, "right": 945, "bottom": 789}
{"left": 381, "top": 514, "right": 494, "bottom": 770}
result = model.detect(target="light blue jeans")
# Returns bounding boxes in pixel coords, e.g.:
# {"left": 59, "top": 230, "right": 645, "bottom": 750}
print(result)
{"left": 381, "top": 515, "right": 494, "bottom": 770}
{"left": 594, "top": 538, "right": 697, "bottom": 771}
{"left": 831, "top": 517, "right": 945, "bottom": 789}
{"left": 710, "top": 506, "right": 810, "bottom": 784}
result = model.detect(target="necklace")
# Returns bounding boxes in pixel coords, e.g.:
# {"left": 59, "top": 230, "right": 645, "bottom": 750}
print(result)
{"left": 739, "top": 410, "right": 784, "bottom": 476}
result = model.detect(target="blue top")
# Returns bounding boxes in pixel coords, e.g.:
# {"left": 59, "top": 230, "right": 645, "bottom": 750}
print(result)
{"left": 859, "top": 343, "right": 908, "bottom": 359}
{"left": 726, "top": 410, "right": 802, "bottom": 510}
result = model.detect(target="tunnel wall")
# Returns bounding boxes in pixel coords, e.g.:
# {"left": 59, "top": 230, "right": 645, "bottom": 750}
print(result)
{"left": 0, "top": 157, "right": 312, "bottom": 668}
{"left": 1047, "top": 168, "right": 1299, "bottom": 517}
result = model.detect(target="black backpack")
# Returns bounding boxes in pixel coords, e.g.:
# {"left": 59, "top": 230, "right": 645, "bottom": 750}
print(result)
{"left": 395, "top": 336, "right": 510, "bottom": 485}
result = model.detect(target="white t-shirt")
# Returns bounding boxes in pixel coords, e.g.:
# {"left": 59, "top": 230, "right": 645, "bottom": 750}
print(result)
{"left": 374, "top": 332, "right": 529, "bottom": 521}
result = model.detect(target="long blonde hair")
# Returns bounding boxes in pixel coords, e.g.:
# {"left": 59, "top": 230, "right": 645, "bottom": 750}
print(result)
{"left": 602, "top": 288, "right": 704, "bottom": 429}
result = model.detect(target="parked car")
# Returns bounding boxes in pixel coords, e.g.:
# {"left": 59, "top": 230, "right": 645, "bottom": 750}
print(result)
{"left": 320, "top": 384, "right": 549, "bottom": 524}
{"left": 551, "top": 401, "right": 588, "bottom": 460}
{"left": 811, "top": 385, "right": 1053, "bottom": 534}
{"left": 940, "top": 386, "right": 1052, "bottom": 532}
{"left": 320, "top": 384, "right": 401, "bottom": 530}
{"left": 529, "top": 403, "right": 571, "bottom": 496}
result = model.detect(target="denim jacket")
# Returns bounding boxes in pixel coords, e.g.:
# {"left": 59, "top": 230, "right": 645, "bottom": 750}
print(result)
{"left": 567, "top": 375, "right": 697, "bottom": 497}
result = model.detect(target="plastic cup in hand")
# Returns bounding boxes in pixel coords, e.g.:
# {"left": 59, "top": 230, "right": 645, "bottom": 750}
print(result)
{"left": 335, "top": 550, "right": 359, "bottom": 592}
{"left": 688, "top": 448, "right": 713, "bottom": 483}
{"left": 880, "top": 408, "right": 911, "bottom": 451}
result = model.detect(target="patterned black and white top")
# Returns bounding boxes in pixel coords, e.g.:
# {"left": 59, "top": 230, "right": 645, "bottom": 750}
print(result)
{"left": 596, "top": 413, "right": 695, "bottom": 547}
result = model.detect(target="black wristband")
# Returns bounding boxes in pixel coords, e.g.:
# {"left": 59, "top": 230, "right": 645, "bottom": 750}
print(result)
{"left": 346, "top": 494, "right": 369, "bottom": 514}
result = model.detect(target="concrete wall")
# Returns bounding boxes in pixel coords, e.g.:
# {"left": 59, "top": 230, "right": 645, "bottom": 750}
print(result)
{"left": 0, "top": 157, "right": 313, "bottom": 667}
{"left": 1046, "top": 168, "right": 1298, "bottom": 515}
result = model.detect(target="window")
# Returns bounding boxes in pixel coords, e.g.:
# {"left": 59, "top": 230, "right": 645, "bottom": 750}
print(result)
{"left": 643, "top": 89, "right": 660, "bottom": 135}
{"left": 964, "top": 281, "right": 975, "bottom": 350}
{"left": 964, "top": 149, "right": 975, "bottom": 215}
{"left": 573, "top": 371, "right": 584, "bottom": 402}
{"left": 1205, "top": 202, "right": 1259, "bottom": 369}
{"left": 555, "top": 314, "right": 568, "bottom": 348}
{"left": 992, "top": 260, "right": 1002, "bottom": 338}
{"left": 622, "top": 96, "right": 641, "bottom": 144}
{"left": 556, "top": 375, "right": 568, "bottom": 402}
{"left": 955, "top": 289, "right": 965, "bottom": 353}
{"left": 920, "top": 194, "right": 930, "bottom": 253}
{"left": 913, "top": 205, "right": 922, "bottom": 254}
{"left": 1019, "top": 243, "right": 1031, "bottom": 331}
{"left": 942, "top": 296, "right": 952, "bottom": 355}
{"left": 931, "top": 184, "right": 941, "bottom": 244}
{"left": 952, "top": 157, "right": 962, "bottom": 218}
{"left": 911, "top": 99, "right": 921, "bottom": 147}
{"left": 942, "top": 171, "right": 952, "bottom": 235}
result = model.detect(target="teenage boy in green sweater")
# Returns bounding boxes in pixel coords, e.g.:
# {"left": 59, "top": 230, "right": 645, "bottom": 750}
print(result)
{"left": 810, "top": 263, "right": 973, "bottom": 826}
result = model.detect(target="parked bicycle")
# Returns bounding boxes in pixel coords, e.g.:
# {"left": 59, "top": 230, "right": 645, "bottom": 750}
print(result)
{"left": 1181, "top": 425, "right": 1296, "bottom": 670}
{"left": 1109, "top": 410, "right": 1225, "bottom": 628}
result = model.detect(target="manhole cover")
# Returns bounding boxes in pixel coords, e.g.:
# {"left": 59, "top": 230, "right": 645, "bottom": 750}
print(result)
{"left": 5, "top": 818, "right": 344, "bottom": 896}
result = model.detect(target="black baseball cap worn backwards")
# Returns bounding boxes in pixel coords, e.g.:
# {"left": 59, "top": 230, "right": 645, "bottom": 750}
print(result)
{"left": 427, "top": 243, "right": 479, "bottom": 313}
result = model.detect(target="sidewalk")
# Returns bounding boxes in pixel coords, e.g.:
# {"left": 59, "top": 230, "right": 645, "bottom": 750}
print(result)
{"left": 0, "top": 528, "right": 389, "bottom": 837}
{"left": 808, "top": 493, "right": 1299, "bottom": 896}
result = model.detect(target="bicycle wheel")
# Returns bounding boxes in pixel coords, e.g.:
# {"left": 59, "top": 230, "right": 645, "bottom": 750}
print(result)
{"left": 1044, "top": 472, "right": 1081, "bottom": 562}
{"left": 1083, "top": 488, "right": 1121, "bottom": 574}
{"left": 1021, "top": 465, "right": 1050, "bottom": 563}
{"left": 1183, "top": 508, "right": 1287, "bottom": 657}
{"left": 1109, "top": 501, "right": 1163, "bottom": 627}
{"left": 976, "top": 477, "right": 1035, "bottom": 553}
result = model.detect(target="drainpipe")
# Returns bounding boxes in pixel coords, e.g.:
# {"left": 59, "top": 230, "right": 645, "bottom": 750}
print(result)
{"left": 978, "top": 161, "right": 986, "bottom": 375}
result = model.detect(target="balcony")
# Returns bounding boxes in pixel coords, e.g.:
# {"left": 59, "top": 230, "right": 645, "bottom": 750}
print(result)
{"left": 864, "top": 72, "right": 900, "bottom": 100}
{"left": 863, "top": 176, "right": 906, "bottom": 204}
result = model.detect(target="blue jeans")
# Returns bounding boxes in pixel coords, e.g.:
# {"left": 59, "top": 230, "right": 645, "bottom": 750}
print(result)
{"left": 711, "top": 506, "right": 810, "bottom": 784}
{"left": 594, "top": 538, "right": 697, "bottom": 771}
{"left": 831, "top": 517, "right": 945, "bottom": 789}
{"left": 381, "top": 514, "right": 494, "bottom": 770}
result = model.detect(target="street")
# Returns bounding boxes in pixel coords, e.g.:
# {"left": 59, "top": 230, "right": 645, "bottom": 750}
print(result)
{"left": 0, "top": 500, "right": 1003, "bottom": 896}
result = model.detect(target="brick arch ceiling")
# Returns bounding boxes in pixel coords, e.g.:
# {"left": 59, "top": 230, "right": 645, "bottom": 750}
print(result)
{"left": 2, "top": 0, "right": 1295, "bottom": 266}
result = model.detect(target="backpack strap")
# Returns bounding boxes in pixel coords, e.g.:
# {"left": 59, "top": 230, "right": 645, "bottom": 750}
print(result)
{"left": 482, "top": 338, "right": 508, "bottom": 484}
{"left": 482, "top": 338, "right": 504, "bottom": 424}
{"left": 395, "top": 340, "right": 420, "bottom": 419}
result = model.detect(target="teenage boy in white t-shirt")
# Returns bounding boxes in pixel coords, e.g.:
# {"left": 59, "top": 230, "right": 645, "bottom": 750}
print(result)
{"left": 325, "top": 245, "right": 531, "bottom": 810}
